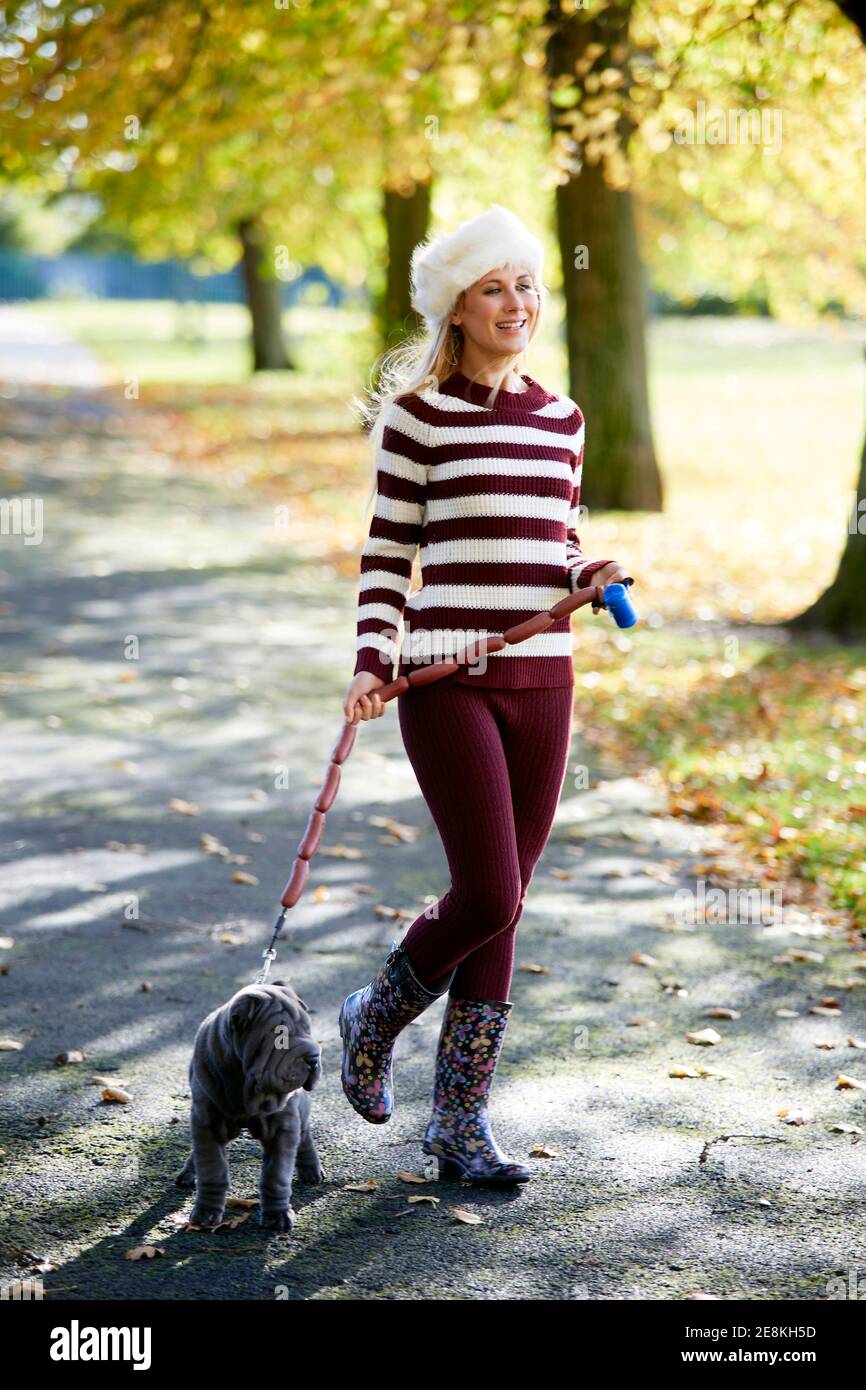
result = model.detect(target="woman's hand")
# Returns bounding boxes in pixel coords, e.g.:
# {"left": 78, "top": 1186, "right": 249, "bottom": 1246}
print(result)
{"left": 589, "top": 561, "right": 629, "bottom": 590}
{"left": 344, "top": 672, "right": 386, "bottom": 724}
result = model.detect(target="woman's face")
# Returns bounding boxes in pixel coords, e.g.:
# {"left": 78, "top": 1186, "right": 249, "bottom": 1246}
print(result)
{"left": 451, "top": 264, "right": 538, "bottom": 359}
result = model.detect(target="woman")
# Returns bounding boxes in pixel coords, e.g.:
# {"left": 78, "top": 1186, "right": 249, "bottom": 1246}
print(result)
{"left": 339, "top": 204, "right": 629, "bottom": 1186}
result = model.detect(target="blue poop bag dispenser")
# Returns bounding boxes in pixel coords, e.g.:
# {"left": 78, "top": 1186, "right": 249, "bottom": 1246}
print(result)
{"left": 597, "top": 578, "right": 637, "bottom": 629}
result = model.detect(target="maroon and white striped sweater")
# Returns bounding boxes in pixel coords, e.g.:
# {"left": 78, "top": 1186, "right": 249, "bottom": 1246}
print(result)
{"left": 353, "top": 369, "right": 613, "bottom": 689}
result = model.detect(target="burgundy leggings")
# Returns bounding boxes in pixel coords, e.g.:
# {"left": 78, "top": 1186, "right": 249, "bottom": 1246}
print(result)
{"left": 397, "top": 679, "right": 574, "bottom": 1003}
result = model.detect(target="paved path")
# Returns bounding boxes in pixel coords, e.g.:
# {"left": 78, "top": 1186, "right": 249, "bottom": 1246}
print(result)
{"left": 0, "top": 333, "right": 863, "bottom": 1300}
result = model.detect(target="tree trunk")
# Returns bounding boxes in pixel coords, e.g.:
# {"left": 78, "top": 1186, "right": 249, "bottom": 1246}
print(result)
{"left": 378, "top": 181, "right": 432, "bottom": 351}
{"left": 545, "top": 1, "right": 663, "bottom": 511}
{"left": 789, "top": 350, "right": 866, "bottom": 638}
{"left": 791, "top": 1, "right": 866, "bottom": 635}
{"left": 237, "top": 216, "right": 294, "bottom": 372}
{"left": 835, "top": 2, "right": 866, "bottom": 43}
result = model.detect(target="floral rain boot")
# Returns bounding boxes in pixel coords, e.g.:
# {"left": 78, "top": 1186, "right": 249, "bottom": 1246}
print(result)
{"left": 422, "top": 996, "right": 531, "bottom": 1185}
{"left": 339, "top": 940, "right": 455, "bottom": 1124}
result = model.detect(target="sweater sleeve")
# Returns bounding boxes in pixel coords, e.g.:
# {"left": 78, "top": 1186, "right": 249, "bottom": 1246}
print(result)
{"left": 565, "top": 421, "right": 613, "bottom": 593}
{"left": 353, "top": 397, "right": 430, "bottom": 681}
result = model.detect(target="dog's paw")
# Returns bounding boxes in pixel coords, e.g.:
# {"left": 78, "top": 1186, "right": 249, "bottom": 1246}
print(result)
{"left": 297, "top": 1161, "right": 325, "bottom": 1185}
{"left": 174, "top": 1165, "right": 196, "bottom": 1189}
{"left": 188, "top": 1203, "right": 225, "bottom": 1229}
{"left": 259, "top": 1206, "right": 296, "bottom": 1233}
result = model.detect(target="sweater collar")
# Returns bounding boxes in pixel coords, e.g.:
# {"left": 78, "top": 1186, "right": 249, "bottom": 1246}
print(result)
{"left": 437, "top": 369, "right": 553, "bottom": 413}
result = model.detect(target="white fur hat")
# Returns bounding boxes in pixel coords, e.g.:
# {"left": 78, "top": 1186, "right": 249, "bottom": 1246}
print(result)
{"left": 409, "top": 203, "right": 544, "bottom": 326}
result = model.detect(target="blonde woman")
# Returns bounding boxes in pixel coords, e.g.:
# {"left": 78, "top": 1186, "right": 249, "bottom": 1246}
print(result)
{"left": 339, "top": 205, "right": 628, "bottom": 1185}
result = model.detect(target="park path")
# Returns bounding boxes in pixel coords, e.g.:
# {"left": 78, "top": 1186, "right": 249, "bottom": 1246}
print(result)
{"left": 0, "top": 309, "right": 863, "bottom": 1301}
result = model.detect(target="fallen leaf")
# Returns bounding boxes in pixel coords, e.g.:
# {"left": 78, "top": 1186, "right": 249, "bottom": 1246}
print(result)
{"left": 520, "top": 963, "right": 550, "bottom": 975}
{"left": 319, "top": 845, "right": 363, "bottom": 859}
{"left": 168, "top": 798, "right": 200, "bottom": 816}
{"left": 642, "top": 864, "right": 678, "bottom": 884}
{"left": 626, "top": 1015, "right": 657, "bottom": 1027}
{"left": 201, "top": 832, "right": 230, "bottom": 856}
{"left": 809, "top": 1005, "right": 842, "bottom": 1017}
{"left": 311, "top": 886, "right": 330, "bottom": 902}
{"left": 703, "top": 1007, "right": 740, "bottom": 1020}
{"left": 777, "top": 1107, "right": 815, "bottom": 1125}
{"left": 397, "top": 1171, "right": 430, "bottom": 1185}
{"left": 232, "top": 871, "right": 258, "bottom": 886}
{"left": 124, "top": 1246, "right": 166, "bottom": 1260}
{"left": 343, "top": 1179, "right": 378, "bottom": 1192}
{"left": 449, "top": 1207, "right": 482, "bottom": 1224}
{"left": 221, "top": 1211, "right": 252, "bottom": 1229}
{"left": 630, "top": 952, "right": 658, "bottom": 968}
{"left": 774, "top": 1008, "right": 799, "bottom": 1018}
{"left": 829, "top": 1122, "right": 863, "bottom": 1135}
{"left": 529, "top": 1142, "right": 560, "bottom": 1158}
{"left": 368, "top": 815, "right": 417, "bottom": 843}
{"left": 53, "top": 1050, "right": 85, "bottom": 1065}
{"left": 0, "top": 937, "right": 14, "bottom": 949}
{"left": 100, "top": 1086, "right": 132, "bottom": 1104}
{"left": 846, "top": 1036, "right": 866, "bottom": 1049}
{"left": 549, "top": 867, "right": 574, "bottom": 880}
{"left": 407, "top": 1195, "right": 440, "bottom": 1205}
{"left": 226, "top": 1197, "right": 259, "bottom": 1209}
{"left": 670, "top": 1065, "right": 702, "bottom": 1078}
{"left": 835, "top": 1074, "right": 866, "bottom": 1091}
{"left": 0, "top": 1038, "right": 24, "bottom": 1051}
{"left": 686, "top": 1028, "right": 722, "bottom": 1046}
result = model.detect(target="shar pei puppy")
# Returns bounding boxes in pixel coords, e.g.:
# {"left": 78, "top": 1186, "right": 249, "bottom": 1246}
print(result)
{"left": 175, "top": 979, "right": 324, "bottom": 1232}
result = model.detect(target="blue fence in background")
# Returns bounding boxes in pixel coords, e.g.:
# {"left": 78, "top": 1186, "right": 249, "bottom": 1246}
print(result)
{"left": 0, "top": 251, "right": 354, "bottom": 306}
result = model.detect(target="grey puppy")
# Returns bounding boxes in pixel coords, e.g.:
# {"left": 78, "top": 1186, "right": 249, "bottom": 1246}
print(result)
{"left": 175, "top": 979, "right": 324, "bottom": 1232}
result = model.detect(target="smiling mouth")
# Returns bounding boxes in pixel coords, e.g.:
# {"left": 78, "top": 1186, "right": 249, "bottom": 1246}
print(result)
{"left": 496, "top": 319, "right": 527, "bottom": 331}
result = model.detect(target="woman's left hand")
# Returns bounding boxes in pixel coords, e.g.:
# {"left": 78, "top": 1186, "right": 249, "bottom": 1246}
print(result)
{"left": 589, "top": 562, "right": 629, "bottom": 590}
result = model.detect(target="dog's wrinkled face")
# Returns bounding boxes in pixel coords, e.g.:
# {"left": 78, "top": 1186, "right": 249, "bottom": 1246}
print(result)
{"left": 228, "top": 982, "right": 322, "bottom": 1117}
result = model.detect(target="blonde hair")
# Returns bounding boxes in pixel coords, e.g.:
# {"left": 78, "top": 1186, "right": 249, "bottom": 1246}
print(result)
{"left": 350, "top": 264, "right": 549, "bottom": 517}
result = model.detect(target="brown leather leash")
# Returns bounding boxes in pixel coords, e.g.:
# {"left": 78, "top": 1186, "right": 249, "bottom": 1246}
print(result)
{"left": 254, "top": 581, "right": 619, "bottom": 983}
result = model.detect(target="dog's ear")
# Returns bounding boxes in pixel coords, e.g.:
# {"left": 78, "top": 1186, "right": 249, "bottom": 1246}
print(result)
{"left": 229, "top": 990, "right": 262, "bottom": 1034}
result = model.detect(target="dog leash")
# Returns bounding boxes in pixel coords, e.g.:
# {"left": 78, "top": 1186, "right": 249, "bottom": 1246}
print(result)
{"left": 253, "top": 578, "right": 636, "bottom": 984}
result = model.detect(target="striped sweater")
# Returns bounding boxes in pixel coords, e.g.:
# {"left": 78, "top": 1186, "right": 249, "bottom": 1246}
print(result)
{"left": 353, "top": 369, "right": 613, "bottom": 689}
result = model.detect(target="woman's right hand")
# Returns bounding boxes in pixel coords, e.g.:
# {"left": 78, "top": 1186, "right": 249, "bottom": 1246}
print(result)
{"left": 344, "top": 671, "right": 386, "bottom": 724}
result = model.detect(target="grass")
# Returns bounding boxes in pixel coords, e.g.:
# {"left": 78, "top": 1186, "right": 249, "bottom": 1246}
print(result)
{"left": 28, "top": 299, "right": 866, "bottom": 931}
{"left": 568, "top": 624, "right": 866, "bottom": 928}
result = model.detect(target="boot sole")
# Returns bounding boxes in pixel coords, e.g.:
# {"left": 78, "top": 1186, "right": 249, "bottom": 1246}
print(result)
{"left": 423, "top": 1142, "right": 531, "bottom": 1186}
